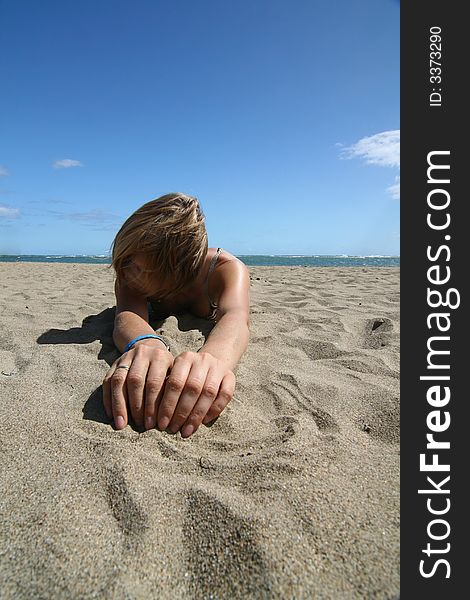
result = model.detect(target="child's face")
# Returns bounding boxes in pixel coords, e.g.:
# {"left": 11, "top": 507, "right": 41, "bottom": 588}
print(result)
{"left": 122, "top": 254, "right": 145, "bottom": 290}
{"left": 122, "top": 253, "right": 172, "bottom": 298}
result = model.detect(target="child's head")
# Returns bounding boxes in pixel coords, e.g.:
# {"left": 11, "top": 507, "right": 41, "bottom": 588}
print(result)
{"left": 110, "top": 193, "right": 208, "bottom": 297}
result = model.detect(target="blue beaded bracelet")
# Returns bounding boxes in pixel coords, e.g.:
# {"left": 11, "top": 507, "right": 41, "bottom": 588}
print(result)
{"left": 123, "top": 334, "right": 170, "bottom": 353}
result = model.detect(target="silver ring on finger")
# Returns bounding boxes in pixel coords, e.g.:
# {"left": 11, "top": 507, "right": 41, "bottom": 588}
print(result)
{"left": 116, "top": 364, "right": 131, "bottom": 370}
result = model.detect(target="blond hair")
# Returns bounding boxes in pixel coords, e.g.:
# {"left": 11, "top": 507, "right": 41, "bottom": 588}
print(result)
{"left": 110, "top": 193, "right": 208, "bottom": 297}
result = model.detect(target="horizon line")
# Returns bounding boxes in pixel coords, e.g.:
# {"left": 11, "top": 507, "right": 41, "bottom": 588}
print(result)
{"left": 0, "top": 253, "right": 401, "bottom": 258}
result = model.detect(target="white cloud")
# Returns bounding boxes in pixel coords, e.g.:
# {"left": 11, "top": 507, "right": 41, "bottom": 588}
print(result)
{"left": 341, "top": 130, "right": 400, "bottom": 167}
{"left": 0, "top": 204, "right": 20, "bottom": 218}
{"left": 387, "top": 176, "right": 400, "bottom": 200}
{"left": 340, "top": 130, "right": 400, "bottom": 199}
{"left": 52, "top": 159, "right": 84, "bottom": 169}
{"left": 0, "top": 166, "right": 9, "bottom": 177}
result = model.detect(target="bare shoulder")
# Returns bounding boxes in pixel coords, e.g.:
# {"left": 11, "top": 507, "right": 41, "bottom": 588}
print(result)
{"left": 214, "top": 249, "right": 249, "bottom": 279}
{"left": 211, "top": 250, "right": 250, "bottom": 314}
{"left": 214, "top": 248, "right": 242, "bottom": 267}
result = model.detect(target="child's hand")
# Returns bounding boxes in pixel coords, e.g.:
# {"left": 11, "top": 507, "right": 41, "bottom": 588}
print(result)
{"left": 157, "top": 351, "right": 235, "bottom": 438}
{"left": 102, "top": 341, "right": 174, "bottom": 430}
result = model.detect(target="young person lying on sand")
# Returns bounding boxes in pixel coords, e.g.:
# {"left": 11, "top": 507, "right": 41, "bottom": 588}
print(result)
{"left": 102, "top": 193, "right": 250, "bottom": 438}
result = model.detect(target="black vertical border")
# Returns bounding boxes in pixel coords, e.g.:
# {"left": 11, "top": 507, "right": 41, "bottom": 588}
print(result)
{"left": 401, "top": 3, "right": 466, "bottom": 597}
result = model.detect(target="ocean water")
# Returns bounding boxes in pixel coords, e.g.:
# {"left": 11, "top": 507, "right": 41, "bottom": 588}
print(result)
{"left": 0, "top": 254, "right": 400, "bottom": 267}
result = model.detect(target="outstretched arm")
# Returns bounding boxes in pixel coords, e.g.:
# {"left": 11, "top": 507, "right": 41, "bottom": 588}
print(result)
{"left": 156, "top": 259, "right": 250, "bottom": 437}
{"left": 199, "top": 260, "right": 250, "bottom": 370}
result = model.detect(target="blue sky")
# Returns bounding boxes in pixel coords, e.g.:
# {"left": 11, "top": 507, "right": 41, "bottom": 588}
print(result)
{"left": 0, "top": 0, "right": 399, "bottom": 256}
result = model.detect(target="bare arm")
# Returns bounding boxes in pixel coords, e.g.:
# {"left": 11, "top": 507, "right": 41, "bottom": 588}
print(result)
{"left": 198, "top": 260, "right": 251, "bottom": 371}
{"left": 103, "top": 279, "right": 173, "bottom": 430}
{"left": 156, "top": 258, "right": 251, "bottom": 437}
{"left": 112, "top": 278, "right": 166, "bottom": 352}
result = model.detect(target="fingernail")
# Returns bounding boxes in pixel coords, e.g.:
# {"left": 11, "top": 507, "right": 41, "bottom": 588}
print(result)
{"left": 145, "top": 416, "right": 154, "bottom": 430}
{"left": 159, "top": 417, "right": 169, "bottom": 431}
{"left": 182, "top": 425, "right": 194, "bottom": 438}
{"left": 115, "top": 416, "right": 125, "bottom": 429}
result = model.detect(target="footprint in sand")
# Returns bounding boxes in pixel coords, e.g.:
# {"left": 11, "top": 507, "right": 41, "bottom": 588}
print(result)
{"left": 103, "top": 463, "right": 150, "bottom": 539}
{"left": 363, "top": 317, "right": 394, "bottom": 349}
{"left": 264, "top": 373, "right": 340, "bottom": 435}
{"left": 183, "top": 489, "right": 274, "bottom": 597}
